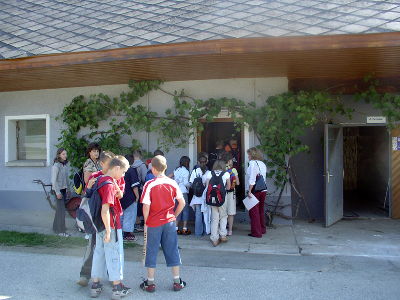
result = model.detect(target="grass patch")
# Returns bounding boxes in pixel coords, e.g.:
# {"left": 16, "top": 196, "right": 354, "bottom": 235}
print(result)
{"left": 0, "top": 231, "right": 137, "bottom": 248}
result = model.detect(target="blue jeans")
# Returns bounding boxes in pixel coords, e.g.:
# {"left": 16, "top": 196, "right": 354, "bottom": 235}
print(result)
{"left": 194, "top": 204, "right": 204, "bottom": 236}
{"left": 121, "top": 202, "right": 137, "bottom": 233}
{"left": 145, "top": 222, "right": 181, "bottom": 268}
{"left": 176, "top": 193, "right": 190, "bottom": 222}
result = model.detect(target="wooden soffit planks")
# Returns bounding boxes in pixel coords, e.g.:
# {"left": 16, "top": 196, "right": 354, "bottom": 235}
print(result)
{"left": 0, "top": 32, "right": 400, "bottom": 92}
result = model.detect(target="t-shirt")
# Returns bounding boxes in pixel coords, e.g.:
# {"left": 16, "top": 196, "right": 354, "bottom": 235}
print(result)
{"left": 140, "top": 176, "right": 184, "bottom": 227}
{"left": 204, "top": 170, "right": 230, "bottom": 186}
{"left": 83, "top": 158, "right": 101, "bottom": 173}
{"left": 120, "top": 166, "right": 140, "bottom": 210}
{"left": 97, "top": 175, "right": 123, "bottom": 230}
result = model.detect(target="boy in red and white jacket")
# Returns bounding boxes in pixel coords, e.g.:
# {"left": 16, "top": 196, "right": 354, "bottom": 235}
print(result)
{"left": 139, "top": 155, "right": 187, "bottom": 293}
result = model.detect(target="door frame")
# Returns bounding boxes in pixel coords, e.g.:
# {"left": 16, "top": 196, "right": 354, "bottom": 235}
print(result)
{"left": 191, "top": 118, "right": 250, "bottom": 174}
{"left": 330, "top": 122, "right": 391, "bottom": 219}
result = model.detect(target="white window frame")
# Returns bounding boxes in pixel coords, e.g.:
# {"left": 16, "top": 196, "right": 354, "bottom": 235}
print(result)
{"left": 5, "top": 114, "right": 50, "bottom": 167}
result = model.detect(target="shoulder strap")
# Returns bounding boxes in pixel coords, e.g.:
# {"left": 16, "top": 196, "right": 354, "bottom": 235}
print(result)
{"left": 255, "top": 161, "right": 262, "bottom": 174}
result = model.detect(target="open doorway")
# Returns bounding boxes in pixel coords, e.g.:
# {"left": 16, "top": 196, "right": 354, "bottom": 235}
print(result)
{"left": 198, "top": 120, "right": 246, "bottom": 207}
{"left": 343, "top": 126, "right": 390, "bottom": 218}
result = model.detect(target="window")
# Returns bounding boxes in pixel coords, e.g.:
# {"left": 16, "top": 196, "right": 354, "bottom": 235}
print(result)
{"left": 5, "top": 114, "right": 50, "bottom": 167}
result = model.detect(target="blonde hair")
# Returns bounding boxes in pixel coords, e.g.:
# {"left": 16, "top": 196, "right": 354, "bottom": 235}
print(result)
{"left": 151, "top": 155, "right": 167, "bottom": 172}
{"left": 212, "top": 160, "right": 226, "bottom": 171}
{"left": 247, "top": 147, "right": 263, "bottom": 161}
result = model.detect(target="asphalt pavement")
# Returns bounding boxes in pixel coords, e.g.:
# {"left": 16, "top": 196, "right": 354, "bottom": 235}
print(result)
{"left": 1, "top": 246, "right": 400, "bottom": 300}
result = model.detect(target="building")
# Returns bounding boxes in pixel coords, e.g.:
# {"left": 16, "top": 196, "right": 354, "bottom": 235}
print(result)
{"left": 1, "top": 0, "right": 399, "bottom": 228}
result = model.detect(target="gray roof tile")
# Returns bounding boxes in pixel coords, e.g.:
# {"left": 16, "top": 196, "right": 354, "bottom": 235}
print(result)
{"left": 0, "top": 0, "right": 399, "bottom": 59}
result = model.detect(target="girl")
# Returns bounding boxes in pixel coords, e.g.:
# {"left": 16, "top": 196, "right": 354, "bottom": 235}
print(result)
{"left": 205, "top": 159, "right": 231, "bottom": 247}
{"left": 222, "top": 152, "right": 240, "bottom": 236}
{"left": 246, "top": 147, "right": 267, "bottom": 238}
{"left": 83, "top": 142, "right": 101, "bottom": 185}
{"left": 189, "top": 155, "right": 208, "bottom": 237}
{"left": 51, "top": 148, "right": 70, "bottom": 237}
{"left": 174, "top": 156, "right": 191, "bottom": 235}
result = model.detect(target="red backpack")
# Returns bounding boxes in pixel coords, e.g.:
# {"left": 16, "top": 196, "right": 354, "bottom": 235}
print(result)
{"left": 206, "top": 171, "right": 227, "bottom": 207}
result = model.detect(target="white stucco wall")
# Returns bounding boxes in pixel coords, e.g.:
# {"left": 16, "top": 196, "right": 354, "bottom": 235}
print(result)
{"left": 0, "top": 77, "right": 288, "bottom": 196}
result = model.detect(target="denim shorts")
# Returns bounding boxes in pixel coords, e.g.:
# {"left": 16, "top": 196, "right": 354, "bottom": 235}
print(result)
{"left": 91, "top": 229, "right": 124, "bottom": 281}
{"left": 145, "top": 221, "right": 181, "bottom": 268}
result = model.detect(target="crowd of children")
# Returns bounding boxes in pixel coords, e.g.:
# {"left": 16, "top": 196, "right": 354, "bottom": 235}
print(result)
{"left": 50, "top": 138, "right": 266, "bottom": 298}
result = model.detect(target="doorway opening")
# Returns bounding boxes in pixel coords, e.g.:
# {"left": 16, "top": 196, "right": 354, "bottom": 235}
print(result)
{"left": 197, "top": 120, "right": 246, "bottom": 208}
{"left": 343, "top": 126, "right": 390, "bottom": 218}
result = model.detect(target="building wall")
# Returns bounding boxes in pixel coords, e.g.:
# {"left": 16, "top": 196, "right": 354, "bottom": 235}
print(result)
{"left": 291, "top": 96, "right": 390, "bottom": 220}
{"left": 0, "top": 77, "right": 289, "bottom": 226}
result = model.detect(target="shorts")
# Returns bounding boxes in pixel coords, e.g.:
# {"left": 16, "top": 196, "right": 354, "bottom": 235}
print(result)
{"left": 91, "top": 229, "right": 124, "bottom": 282}
{"left": 145, "top": 221, "right": 181, "bottom": 268}
{"left": 226, "top": 190, "right": 236, "bottom": 215}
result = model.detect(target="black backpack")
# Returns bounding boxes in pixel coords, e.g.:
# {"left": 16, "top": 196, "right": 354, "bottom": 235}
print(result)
{"left": 192, "top": 169, "right": 205, "bottom": 197}
{"left": 76, "top": 177, "right": 113, "bottom": 234}
{"left": 206, "top": 171, "right": 226, "bottom": 207}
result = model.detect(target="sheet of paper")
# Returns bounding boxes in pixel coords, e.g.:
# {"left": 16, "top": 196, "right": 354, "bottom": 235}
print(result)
{"left": 242, "top": 194, "right": 259, "bottom": 211}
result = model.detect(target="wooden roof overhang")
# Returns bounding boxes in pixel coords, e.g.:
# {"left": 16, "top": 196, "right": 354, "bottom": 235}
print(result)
{"left": 0, "top": 32, "right": 399, "bottom": 93}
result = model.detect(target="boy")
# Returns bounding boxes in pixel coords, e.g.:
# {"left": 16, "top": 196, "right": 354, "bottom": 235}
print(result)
{"left": 120, "top": 157, "right": 140, "bottom": 242}
{"left": 140, "top": 155, "right": 187, "bottom": 293}
{"left": 132, "top": 150, "right": 148, "bottom": 232}
{"left": 90, "top": 155, "right": 131, "bottom": 299}
{"left": 78, "top": 151, "right": 124, "bottom": 286}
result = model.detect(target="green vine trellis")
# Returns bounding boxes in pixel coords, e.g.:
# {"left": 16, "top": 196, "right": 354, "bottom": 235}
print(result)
{"left": 56, "top": 79, "right": 400, "bottom": 191}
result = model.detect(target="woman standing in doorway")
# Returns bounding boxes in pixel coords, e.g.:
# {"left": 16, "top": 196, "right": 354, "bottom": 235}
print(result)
{"left": 83, "top": 142, "right": 101, "bottom": 185}
{"left": 246, "top": 147, "right": 267, "bottom": 238}
{"left": 51, "top": 148, "right": 70, "bottom": 237}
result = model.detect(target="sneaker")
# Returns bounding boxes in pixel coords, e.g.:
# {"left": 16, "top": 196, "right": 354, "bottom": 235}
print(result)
{"left": 77, "top": 276, "right": 89, "bottom": 287}
{"left": 90, "top": 282, "right": 103, "bottom": 298}
{"left": 123, "top": 233, "right": 138, "bottom": 242}
{"left": 220, "top": 236, "right": 228, "bottom": 243}
{"left": 227, "top": 230, "right": 232, "bottom": 236}
{"left": 182, "top": 229, "right": 191, "bottom": 235}
{"left": 111, "top": 283, "right": 131, "bottom": 300}
{"left": 140, "top": 280, "right": 156, "bottom": 293}
{"left": 58, "top": 232, "right": 70, "bottom": 237}
{"left": 173, "top": 278, "right": 187, "bottom": 291}
{"left": 134, "top": 225, "right": 144, "bottom": 232}
{"left": 211, "top": 239, "right": 220, "bottom": 247}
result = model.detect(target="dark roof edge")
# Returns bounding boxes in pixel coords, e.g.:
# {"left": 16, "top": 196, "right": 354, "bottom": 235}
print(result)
{"left": 1, "top": 32, "right": 399, "bottom": 71}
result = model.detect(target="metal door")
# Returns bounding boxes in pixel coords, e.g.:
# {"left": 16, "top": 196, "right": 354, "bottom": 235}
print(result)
{"left": 324, "top": 124, "right": 344, "bottom": 227}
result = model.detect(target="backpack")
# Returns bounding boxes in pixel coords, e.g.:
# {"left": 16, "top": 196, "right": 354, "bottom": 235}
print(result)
{"left": 76, "top": 177, "right": 113, "bottom": 234}
{"left": 192, "top": 169, "right": 205, "bottom": 197}
{"left": 73, "top": 168, "right": 85, "bottom": 195}
{"left": 227, "top": 168, "right": 236, "bottom": 190}
{"left": 206, "top": 171, "right": 226, "bottom": 207}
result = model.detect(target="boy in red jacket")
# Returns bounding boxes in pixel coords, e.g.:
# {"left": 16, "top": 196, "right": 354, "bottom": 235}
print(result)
{"left": 139, "top": 155, "right": 186, "bottom": 293}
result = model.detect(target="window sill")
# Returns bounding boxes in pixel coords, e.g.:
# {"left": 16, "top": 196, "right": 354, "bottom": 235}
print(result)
{"left": 5, "top": 160, "right": 47, "bottom": 167}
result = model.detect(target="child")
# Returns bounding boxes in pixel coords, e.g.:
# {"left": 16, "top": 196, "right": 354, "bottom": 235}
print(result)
{"left": 120, "top": 157, "right": 141, "bottom": 242}
{"left": 174, "top": 156, "right": 191, "bottom": 235}
{"left": 51, "top": 148, "right": 70, "bottom": 237}
{"left": 189, "top": 155, "right": 208, "bottom": 237}
{"left": 222, "top": 152, "right": 240, "bottom": 236}
{"left": 90, "top": 155, "right": 130, "bottom": 299}
{"left": 132, "top": 150, "right": 147, "bottom": 233}
{"left": 140, "top": 155, "right": 187, "bottom": 293}
{"left": 77, "top": 151, "right": 123, "bottom": 287}
{"left": 205, "top": 160, "right": 231, "bottom": 247}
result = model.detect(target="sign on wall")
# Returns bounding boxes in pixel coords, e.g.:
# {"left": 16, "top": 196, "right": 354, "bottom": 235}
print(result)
{"left": 367, "top": 116, "right": 387, "bottom": 124}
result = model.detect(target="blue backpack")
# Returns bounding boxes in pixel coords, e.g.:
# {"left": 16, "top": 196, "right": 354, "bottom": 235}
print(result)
{"left": 76, "top": 177, "right": 113, "bottom": 234}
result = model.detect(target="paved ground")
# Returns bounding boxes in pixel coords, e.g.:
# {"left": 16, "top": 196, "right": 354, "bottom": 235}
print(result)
{"left": 1, "top": 210, "right": 400, "bottom": 299}
{"left": 1, "top": 208, "right": 400, "bottom": 259}
{"left": 1, "top": 246, "right": 400, "bottom": 300}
